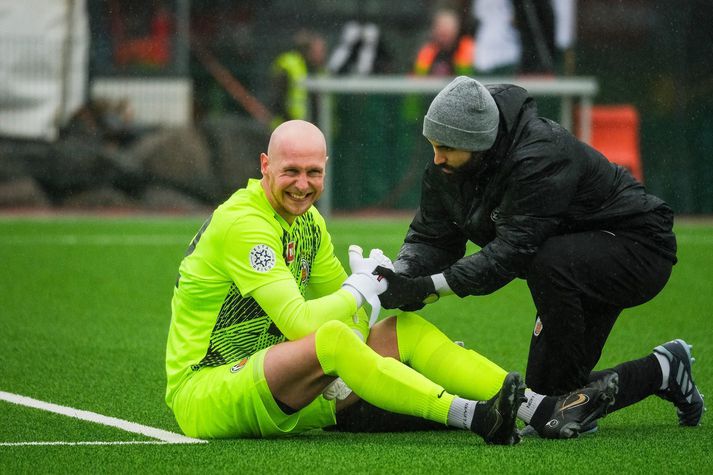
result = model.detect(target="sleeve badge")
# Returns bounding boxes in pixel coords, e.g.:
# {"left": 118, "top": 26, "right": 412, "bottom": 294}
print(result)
{"left": 249, "top": 244, "right": 276, "bottom": 272}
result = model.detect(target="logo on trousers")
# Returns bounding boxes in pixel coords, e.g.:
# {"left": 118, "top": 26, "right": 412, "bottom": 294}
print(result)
{"left": 533, "top": 316, "right": 543, "bottom": 336}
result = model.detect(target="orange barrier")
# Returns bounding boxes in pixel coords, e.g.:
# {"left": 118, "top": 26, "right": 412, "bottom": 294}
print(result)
{"left": 588, "top": 105, "right": 644, "bottom": 183}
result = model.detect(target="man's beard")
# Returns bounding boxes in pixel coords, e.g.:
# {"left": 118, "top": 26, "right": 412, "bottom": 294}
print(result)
{"left": 436, "top": 151, "right": 487, "bottom": 176}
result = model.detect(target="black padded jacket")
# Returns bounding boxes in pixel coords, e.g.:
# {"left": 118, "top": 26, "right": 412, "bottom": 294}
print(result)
{"left": 394, "top": 84, "right": 676, "bottom": 297}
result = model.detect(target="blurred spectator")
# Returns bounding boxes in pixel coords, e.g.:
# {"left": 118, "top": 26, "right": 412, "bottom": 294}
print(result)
{"left": 110, "top": 0, "right": 173, "bottom": 70}
{"left": 513, "top": 0, "right": 556, "bottom": 74}
{"left": 269, "top": 30, "right": 327, "bottom": 128}
{"left": 413, "top": 9, "right": 474, "bottom": 76}
{"left": 472, "top": 0, "right": 521, "bottom": 75}
{"left": 402, "top": 8, "right": 473, "bottom": 127}
{"left": 327, "top": 22, "right": 392, "bottom": 75}
{"left": 552, "top": 0, "right": 577, "bottom": 75}
{"left": 473, "top": 0, "right": 574, "bottom": 76}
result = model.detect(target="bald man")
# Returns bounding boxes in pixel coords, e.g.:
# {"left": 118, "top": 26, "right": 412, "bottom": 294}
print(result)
{"left": 164, "top": 120, "right": 533, "bottom": 443}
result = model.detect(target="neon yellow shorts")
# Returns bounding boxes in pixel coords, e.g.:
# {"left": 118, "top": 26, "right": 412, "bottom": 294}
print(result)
{"left": 171, "top": 348, "right": 336, "bottom": 438}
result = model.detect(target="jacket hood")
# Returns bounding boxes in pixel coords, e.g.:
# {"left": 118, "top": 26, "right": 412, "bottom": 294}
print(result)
{"left": 487, "top": 84, "right": 533, "bottom": 141}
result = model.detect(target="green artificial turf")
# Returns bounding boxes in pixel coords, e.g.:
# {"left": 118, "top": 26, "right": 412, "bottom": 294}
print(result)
{"left": 0, "top": 215, "right": 711, "bottom": 473}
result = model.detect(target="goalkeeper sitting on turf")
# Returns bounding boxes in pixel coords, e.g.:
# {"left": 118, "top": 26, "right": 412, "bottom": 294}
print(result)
{"left": 165, "top": 120, "right": 614, "bottom": 442}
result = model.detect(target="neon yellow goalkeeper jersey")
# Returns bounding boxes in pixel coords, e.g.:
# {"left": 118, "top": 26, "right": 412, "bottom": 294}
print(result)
{"left": 165, "top": 179, "right": 359, "bottom": 407}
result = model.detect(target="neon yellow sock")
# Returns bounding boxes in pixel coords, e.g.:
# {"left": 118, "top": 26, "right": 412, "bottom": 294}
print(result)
{"left": 315, "top": 320, "right": 453, "bottom": 425}
{"left": 397, "top": 312, "right": 508, "bottom": 401}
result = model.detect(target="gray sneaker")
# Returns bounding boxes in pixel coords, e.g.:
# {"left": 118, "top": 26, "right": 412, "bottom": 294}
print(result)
{"left": 653, "top": 339, "right": 706, "bottom": 426}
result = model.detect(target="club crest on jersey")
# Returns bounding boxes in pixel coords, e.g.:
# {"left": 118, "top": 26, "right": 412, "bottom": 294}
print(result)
{"left": 249, "top": 244, "right": 276, "bottom": 272}
{"left": 299, "top": 258, "right": 310, "bottom": 284}
{"left": 230, "top": 357, "right": 249, "bottom": 373}
{"left": 285, "top": 241, "right": 296, "bottom": 264}
{"left": 533, "top": 316, "right": 543, "bottom": 336}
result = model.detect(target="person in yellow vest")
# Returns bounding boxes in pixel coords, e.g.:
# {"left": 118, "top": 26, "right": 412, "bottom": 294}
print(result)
{"left": 269, "top": 30, "right": 326, "bottom": 129}
{"left": 413, "top": 9, "right": 474, "bottom": 77}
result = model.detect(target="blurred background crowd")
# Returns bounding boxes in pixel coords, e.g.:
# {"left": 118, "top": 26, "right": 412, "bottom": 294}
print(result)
{"left": 0, "top": 0, "right": 711, "bottom": 214}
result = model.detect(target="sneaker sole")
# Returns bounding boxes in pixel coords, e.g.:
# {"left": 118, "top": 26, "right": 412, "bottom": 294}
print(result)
{"left": 520, "top": 422, "right": 599, "bottom": 439}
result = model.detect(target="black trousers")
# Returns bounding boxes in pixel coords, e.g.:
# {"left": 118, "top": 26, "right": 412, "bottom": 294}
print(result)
{"left": 524, "top": 217, "right": 675, "bottom": 395}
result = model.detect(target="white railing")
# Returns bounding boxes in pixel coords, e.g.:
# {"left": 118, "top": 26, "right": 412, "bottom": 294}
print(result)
{"left": 303, "top": 75, "right": 598, "bottom": 217}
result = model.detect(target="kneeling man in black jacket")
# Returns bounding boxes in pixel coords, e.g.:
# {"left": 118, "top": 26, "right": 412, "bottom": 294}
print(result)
{"left": 374, "top": 76, "right": 704, "bottom": 436}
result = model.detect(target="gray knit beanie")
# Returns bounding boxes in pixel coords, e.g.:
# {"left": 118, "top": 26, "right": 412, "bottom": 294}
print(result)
{"left": 423, "top": 76, "right": 499, "bottom": 151}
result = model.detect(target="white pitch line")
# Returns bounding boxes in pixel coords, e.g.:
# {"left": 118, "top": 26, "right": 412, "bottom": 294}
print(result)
{"left": 0, "top": 235, "right": 190, "bottom": 246}
{"left": 0, "top": 441, "right": 174, "bottom": 447}
{"left": 0, "top": 391, "right": 205, "bottom": 445}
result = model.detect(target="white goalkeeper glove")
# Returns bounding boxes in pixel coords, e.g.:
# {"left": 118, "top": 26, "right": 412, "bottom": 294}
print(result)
{"left": 342, "top": 245, "right": 390, "bottom": 327}
{"left": 366, "top": 247, "right": 394, "bottom": 272}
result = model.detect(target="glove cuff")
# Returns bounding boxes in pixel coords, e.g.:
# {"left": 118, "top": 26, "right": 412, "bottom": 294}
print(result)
{"left": 431, "top": 273, "right": 453, "bottom": 296}
{"left": 342, "top": 273, "right": 376, "bottom": 307}
{"left": 342, "top": 284, "right": 364, "bottom": 307}
{"left": 417, "top": 275, "right": 439, "bottom": 304}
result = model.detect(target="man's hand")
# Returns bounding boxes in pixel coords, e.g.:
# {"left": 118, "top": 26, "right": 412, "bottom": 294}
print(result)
{"left": 373, "top": 266, "right": 439, "bottom": 311}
